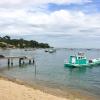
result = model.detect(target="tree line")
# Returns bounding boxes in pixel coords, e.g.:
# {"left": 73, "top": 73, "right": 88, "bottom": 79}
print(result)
{"left": 0, "top": 36, "right": 50, "bottom": 48}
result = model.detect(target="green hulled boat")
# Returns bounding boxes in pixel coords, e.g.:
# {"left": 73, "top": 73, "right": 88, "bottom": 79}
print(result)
{"left": 64, "top": 52, "right": 100, "bottom": 67}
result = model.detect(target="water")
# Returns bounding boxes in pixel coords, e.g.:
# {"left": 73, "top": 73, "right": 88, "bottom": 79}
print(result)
{"left": 0, "top": 48, "right": 100, "bottom": 98}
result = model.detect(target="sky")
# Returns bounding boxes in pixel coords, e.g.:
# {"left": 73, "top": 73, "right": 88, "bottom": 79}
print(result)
{"left": 0, "top": 0, "right": 100, "bottom": 48}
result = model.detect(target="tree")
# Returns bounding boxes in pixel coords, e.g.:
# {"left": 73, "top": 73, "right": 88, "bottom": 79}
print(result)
{"left": 3, "top": 36, "right": 10, "bottom": 40}
{"left": 0, "top": 42, "right": 7, "bottom": 48}
{"left": 0, "top": 36, "right": 50, "bottom": 48}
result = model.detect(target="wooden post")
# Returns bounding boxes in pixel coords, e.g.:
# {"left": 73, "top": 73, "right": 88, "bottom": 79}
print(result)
{"left": 29, "top": 59, "right": 31, "bottom": 64}
{"left": 8, "top": 58, "right": 10, "bottom": 66}
{"left": 19, "top": 58, "right": 22, "bottom": 66}
{"left": 33, "top": 59, "right": 34, "bottom": 64}
{"left": 23, "top": 60, "right": 25, "bottom": 64}
{"left": 11, "top": 58, "right": 13, "bottom": 66}
{"left": 34, "top": 61, "right": 36, "bottom": 78}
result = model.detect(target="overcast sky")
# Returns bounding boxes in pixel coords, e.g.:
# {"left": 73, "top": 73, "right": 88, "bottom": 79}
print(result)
{"left": 0, "top": 0, "right": 100, "bottom": 48}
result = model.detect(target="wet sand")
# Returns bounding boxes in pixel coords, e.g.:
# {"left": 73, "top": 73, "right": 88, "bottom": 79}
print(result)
{"left": 0, "top": 76, "right": 99, "bottom": 100}
{"left": 0, "top": 78, "right": 70, "bottom": 100}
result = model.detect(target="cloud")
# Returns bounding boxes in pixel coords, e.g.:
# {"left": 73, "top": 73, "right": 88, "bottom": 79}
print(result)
{"left": 0, "top": 7, "right": 100, "bottom": 38}
{"left": 0, "top": 0, "right": 92, "bottom": 7}
{"left": 0, "top": 0, "right": 99, "bottom": 48}
{"left": 0, "top": 0, "right": 99, "bottom": 47}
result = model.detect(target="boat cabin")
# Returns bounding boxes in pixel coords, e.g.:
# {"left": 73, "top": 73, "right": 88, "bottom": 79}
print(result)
{"left": 69, "top": 53, "right": 87, "bottom": 65}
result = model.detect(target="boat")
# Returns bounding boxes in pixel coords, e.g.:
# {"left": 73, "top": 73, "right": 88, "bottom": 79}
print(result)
{"left": 49, "top": 49, "right": 56, "bottom": 53}
{"left": 45, "top": 49, "right": 49, "bottom": 52}
{"left": 25, "top": 49, "right": 33, "bottom": 51}
{"left": 86, "top": 49, "right": 91, "bottom": 51}
{"left": 64, "top": 52, "right": 100, "bottom": 67}
{"left": 45, "top": 48, "right": 56, "bottom": 53}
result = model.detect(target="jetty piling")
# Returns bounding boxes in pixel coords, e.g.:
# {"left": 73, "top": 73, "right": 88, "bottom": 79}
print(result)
{"left": 0, "top": 56, "right": 35, "bottom": 67}
{"left": 23, "top": 60, "right": 25, "bottom": 64}
{"left": 33, "top": 59, "right": 34, "bottom": 64}
{"left": 8, "top": 58, "right": 10, "bottom": 66}
{"left": 29, "top": 59, "right": 31, "bottom": 64}
{"left": 19, "top": 58, "right": 22, "bottom": 65}
{"left": 11, "top": 58, "right": 13, "bottom": 66}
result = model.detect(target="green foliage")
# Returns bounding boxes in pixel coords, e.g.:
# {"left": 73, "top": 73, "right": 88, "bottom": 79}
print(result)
{"left": 0, "top": 42, "right": 7, "bottom": 48}
{"left": 0, "top": 35, "right": 50, "bottom": 48}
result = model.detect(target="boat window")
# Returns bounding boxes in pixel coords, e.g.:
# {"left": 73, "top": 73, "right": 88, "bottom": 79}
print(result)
{"left": 78, "top": 57, "right": 84, "bottom": 59}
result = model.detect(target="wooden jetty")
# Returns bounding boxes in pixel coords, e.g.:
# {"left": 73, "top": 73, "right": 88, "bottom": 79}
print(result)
{"left": 0, "top": 55, "right": 35, "bottom": 66}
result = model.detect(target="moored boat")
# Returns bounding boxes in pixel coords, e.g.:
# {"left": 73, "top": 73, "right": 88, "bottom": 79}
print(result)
{"left": 64, "top": 52, "right": 100, "bottom": 67}
{"left": 45, "top": 48, "right": 56, "bottom": 53}
{"left": 45, "top": 49, "right": 49, "bottom": 52}
{"left": 49, "top": 49, "right": 56, "bottom": 53}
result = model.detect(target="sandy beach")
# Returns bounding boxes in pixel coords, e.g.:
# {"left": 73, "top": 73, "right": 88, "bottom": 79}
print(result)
{"left": 0, "top": 78, "right": 73, "bottom": 100}
{"left": 0, "top": 77, "right": 99, "bottom": 100}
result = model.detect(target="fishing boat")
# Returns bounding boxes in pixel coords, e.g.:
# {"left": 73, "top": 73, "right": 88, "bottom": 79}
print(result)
{"left": 64, "top": 52, "right": 100, "bottom": 67}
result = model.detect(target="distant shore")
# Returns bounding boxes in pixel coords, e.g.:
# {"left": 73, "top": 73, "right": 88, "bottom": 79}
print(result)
{"left": 0, "top": 75, "right": 99, "bottom": 100}
{"left": 0, "top": 36, "right": 50, "bottom": 49}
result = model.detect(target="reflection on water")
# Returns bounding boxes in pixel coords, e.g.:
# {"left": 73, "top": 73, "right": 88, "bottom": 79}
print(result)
{"left": 0, "top": 48, "right": 100, "bottom": 98}
{"left": 65, "top": 67, "right": 87, "bottom": 75}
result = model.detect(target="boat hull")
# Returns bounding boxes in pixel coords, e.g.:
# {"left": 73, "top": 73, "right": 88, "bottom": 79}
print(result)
{"left": 64, "top": 62, "right": 100, "bottom": 68}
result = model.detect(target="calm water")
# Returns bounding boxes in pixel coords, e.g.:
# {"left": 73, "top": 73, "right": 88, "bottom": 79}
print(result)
{"left": 0, "top": 48, "right": 100, "bottom": 98}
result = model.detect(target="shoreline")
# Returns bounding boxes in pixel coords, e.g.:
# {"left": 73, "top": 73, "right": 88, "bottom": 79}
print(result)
{"left": 0, "top": 78, "right": 67, "bottom": 100}
{"left": 0, "top": 75, "right": 99, "bottom": 100}
{"left": 0, "top": 76, "right": 70, "bottom": 100}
